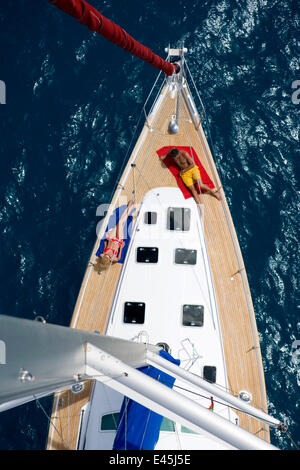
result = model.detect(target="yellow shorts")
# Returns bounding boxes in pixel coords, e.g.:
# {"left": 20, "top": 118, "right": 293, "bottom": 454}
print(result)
{"left": 180, "top": 166, "right": 201, "bottom": 187}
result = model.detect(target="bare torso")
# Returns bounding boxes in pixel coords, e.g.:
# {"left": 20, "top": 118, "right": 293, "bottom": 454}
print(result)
{"left": 161, "top": 148, "right": 222, "bottom": 203}
{"left": 174, "top": 151, "right": 194, "bottom": 173}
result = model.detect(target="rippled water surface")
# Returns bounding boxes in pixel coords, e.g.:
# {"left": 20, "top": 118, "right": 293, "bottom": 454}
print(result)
{"left": 0, "top": 0, "right": 299, "bottom": 450}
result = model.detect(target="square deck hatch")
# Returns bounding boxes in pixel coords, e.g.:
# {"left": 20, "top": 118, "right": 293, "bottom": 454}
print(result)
{"left": 167, "top": 207, "right": 191, "bottom": 231}
{"left": 203, "top": 366, "right": 217, "bottom": 383}
{"left": 137, "top": 247, "right": 158, "bottom": 263}
{"left": 175, "top": 248, "right": 197, "bottom": 265}
{"left": 182, "top": 304, "right": 204, "bottom": 327}
{"left": 123, "top": 302, "right": 145, "bottom": 324}
{"left": 144, "top": 211, "right": 157, "bottom": 225}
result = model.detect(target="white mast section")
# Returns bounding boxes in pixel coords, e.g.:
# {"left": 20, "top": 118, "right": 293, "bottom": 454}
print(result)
{"left": 0, "top": 315, "right": 279, "bottom": 450}
{"left": 0, "top": 315, "right": 148, "bottom": 412}
{"left": 146, "top": 350, "right": 281, "bottom": 429}
{"left": 85, "top": 343, "right": 278, "bottom": 451}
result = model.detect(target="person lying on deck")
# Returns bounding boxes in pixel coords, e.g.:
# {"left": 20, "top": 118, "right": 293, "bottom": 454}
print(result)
{"left": 161, "top": 148, "right": 222, "bottom": 206}
{"left": 97, "top": 200, "right": 136, "bottom": 268}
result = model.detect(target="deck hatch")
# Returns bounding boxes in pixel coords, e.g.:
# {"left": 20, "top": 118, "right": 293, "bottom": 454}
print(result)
{"left": 137, "top": 247, "right": 159, "bottom": 263}
{"left": 167, "top": 207, "right": 191, "bottom": 231}
{"left": 174, "top": 248, "right": 197, "bottom": 265}
{"left": 144, "top": 211, "right": 157, "bottom": 224}
{"left": 123, "top": 302, "right": 145, "bottom": 324}
{"left": 203, "top": 366, "right": 217, "bottom": 383}
{"left": 182, "top": 304, "right": 204, "bottom": 326}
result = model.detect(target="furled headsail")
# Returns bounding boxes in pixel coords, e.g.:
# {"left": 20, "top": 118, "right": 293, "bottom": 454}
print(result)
{"left": 49, "top": 0, "right": 179, "bottom": 75}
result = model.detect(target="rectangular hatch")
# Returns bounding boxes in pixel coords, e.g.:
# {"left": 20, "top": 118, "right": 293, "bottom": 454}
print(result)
{"left": 137, "top": 247, "right": 159, "bottom": 263}
{"left": 175, "top": 248, "right": 197, "bottom": 265}
{"left": 182, "top": 304, "right": 204, "bottom": 327}
{"left": 167, "top": 207, "right": 191, "bottom": 231}
{"left": 123, "top": 302, "right": 145, "bottom": 324}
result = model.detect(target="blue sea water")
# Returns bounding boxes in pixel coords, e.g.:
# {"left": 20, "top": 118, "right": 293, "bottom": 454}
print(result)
{"left": 0, "top": 0, "right": 299, "bottom": 450}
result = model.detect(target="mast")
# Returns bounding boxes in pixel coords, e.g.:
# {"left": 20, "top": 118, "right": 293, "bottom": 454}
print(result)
{"left": 0, "top": 315, "right": 280, "bottom": 450}
{"left": 146, "top": 350, "right": 282, "bottom": 429}
{"left": 49, "top": 0, "right": 179, "bottom": 76}
{"left": 0, "top": 314, "right": 148, "bottom": 412}
{"left": 86, "top": 343, "right": 278, "bottom": 451}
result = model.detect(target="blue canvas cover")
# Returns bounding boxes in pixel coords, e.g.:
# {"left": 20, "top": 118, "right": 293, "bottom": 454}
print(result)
{"left": 112, "top": 350, "right": 180, "bottom": 450}
{"left": 96, "top": 204, "right": 134, "bottom": 263}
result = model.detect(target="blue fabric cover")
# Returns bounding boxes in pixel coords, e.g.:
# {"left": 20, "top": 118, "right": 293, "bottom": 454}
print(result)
{"left": 96, "top": 204, "right": 134, "bottom": 263}
{"left": 112, "top": 350, "right": 180, "bottom": 450}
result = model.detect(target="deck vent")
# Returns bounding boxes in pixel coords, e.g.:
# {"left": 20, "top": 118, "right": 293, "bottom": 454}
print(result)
{"left": 71, "top": 382, "right": 85, "bottom": 394}
{"left": 175, "top": 248, "right": 197, "bottom": 265}
{"left": 144, "top": 211, "right": 157, "bottom": 224}
{"left": 124, "top": 302, "right": 145, "bottom": 324}
{"left": 203, "top": 366, "right": 216, "bottom": 383}
{"left": 167, "top": 207, "right": 191, "bottom": 231}
{"left": 238, "top": 390, "right": 252, "bottom": 403}
{"left": 182, "top": 304, "right": 204, "bottom": 327}
{"left": 137, "top": 247, "right": 158, "bottom": 263}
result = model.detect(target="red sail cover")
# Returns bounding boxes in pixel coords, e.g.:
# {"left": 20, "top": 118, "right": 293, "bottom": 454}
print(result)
{"left": 50, "top": 0, "right": 176, "bottom": 76}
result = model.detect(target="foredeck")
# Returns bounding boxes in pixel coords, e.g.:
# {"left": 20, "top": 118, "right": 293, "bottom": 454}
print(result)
{"left": 46, "top": 79, "right": 270, "bottom": 450}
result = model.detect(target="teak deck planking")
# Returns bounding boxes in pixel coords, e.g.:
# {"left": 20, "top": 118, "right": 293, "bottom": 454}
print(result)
{"left": 46, "top": 83, "right": 270, "bottom": 450}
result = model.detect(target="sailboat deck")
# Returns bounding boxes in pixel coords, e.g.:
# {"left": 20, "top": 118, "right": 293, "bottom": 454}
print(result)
{"left": 47, "top": 82, "right": 270, "bottom": 450}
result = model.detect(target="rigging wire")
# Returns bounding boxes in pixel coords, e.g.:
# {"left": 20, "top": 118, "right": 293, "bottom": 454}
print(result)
{"left": 182, "top": 61, "right": 257, "bottom": 435}
{"left": 67, "top": 389, "right": 71, "bottom": 450}
{"left": 37, "top": 365, "right": 298, "bottom": 449}
{"left": 128, "top": 373, "right": 297, "bottom": 446}
{"left": 86, "top": 73, "right": 169, "bottom": 332}
{"left": 124, "top": 71, "right": 249, "bottom": 406}
{"left": 85, "top": 66, "right": 252, "bottom": 405}
{"left": 105, "top": 67, "right": 164, "bottom": 204}
{"left": 35, "top": 396, "right": 70, "bottom": 450}
{"left": 183, "top": 60, "right": 263, "bottom": 403}
{"left": 127, "top": 76, "right": 222, "bottom": 338}
{"left": 87, "top": 248, "right": 116, "bottom": 332}
{"left": 72, "top": 70, "right": 165, "bottom": 331}
{"left": 178, "top": 88, "right": 219, "bottom": 333}
{"left": 84, "top": 63, "right": 202, "bottom": 336}
{"left": 77, "top": 67, "right": 167, "bottom": 333}
{"left": 285, "top": 430, "right": 300, "bottom": 450}
{"left": 92, "top": 367, "right": 299, "bottom": 449}
{"left": 85, "top": 365, "right": 265, "bottom": 435}
{"left": 184, "top": 59, "right": 271, "bottom": 437}
{"left": 62, "top": 58, "right": 296, "bottom": 449}
{"left": 119, "top": 63, "right": 271, "bottom": 438}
